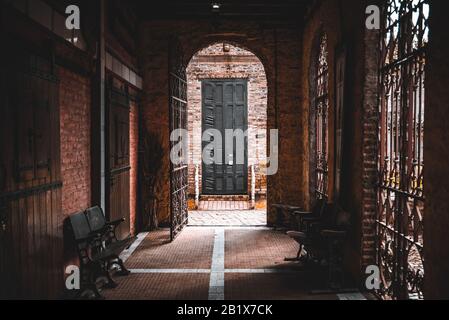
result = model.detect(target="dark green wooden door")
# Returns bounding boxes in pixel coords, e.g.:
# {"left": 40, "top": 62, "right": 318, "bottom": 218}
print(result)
{"left": 202, "top": 79, "right": 248, "bottom": 195}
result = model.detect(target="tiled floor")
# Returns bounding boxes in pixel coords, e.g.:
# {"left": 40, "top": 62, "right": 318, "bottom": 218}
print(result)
{"left": 225, "top": 229, "right": 300, "bottom": 269}
{"left": 103, "top": 273, "right": 210, "bottom": 300}
{"left": 198, "top": 200, "right": 250, "bottom": 211}
{"left": 189, "top": 210, "right": 267, "bottom": 226}
{"left": 102, "top": 227, "right": 370, "bottom": 300}
{"left": 125, "top": 229, "right": 214, "bottom": 269}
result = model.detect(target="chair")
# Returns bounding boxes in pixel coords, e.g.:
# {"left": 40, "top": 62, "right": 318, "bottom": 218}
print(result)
{"left": 85, "top": 206, "right": 136, "bottom": 277}
{"left": 68, "top": 212, "right": 118, "bottom": 299}
{"left": 271, "top": 204, "right": 302, "bottom": 230}
{"left": 287, "top": 203, "right": 351, "bottom": 290}
{"left": 284, "top": 198, "right": 327, "bottom": 261}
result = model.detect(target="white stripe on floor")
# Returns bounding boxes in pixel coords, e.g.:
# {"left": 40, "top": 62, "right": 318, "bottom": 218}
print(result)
{"left": 337, "top": 292, "right": 367, "bottom": 300}
{"left": 224, "top": 269, "right": 302, "bottom": 274}
{"left": 120, "top": 232, "right": 149, "bottom": 263}
{"left": 130, "top": 269, "right": 211, "bottom": 274}
{"left": 209, "top": 228, "right": 225, "bottom": 300}
{"left": 129, "top": 268, "right": 305, "bottom": 274}
{"left": 188, "top": 226, "right": 272, "bottom": 230}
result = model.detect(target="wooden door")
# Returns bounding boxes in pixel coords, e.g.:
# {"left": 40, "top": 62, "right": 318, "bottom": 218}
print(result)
{"left": 106, "top": 77, "right": 130, "bottom": 240}
{"left": 202, "top": 80, "right": 248, "bottom": 195}
{"left": 0, "top": 49, "right": 63, "bottom": 299}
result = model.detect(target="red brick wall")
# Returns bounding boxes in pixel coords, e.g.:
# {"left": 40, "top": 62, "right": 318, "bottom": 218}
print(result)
{"left": 129, "top": 100, "right": 139, "bottom": 235}
{"left": 59, "top": 68, "right": 91, "bottom": 218}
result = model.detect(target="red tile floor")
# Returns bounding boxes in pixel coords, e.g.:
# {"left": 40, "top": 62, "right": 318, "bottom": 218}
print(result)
{"left": 102, "top": 227, "right": 373, "bottom": 300}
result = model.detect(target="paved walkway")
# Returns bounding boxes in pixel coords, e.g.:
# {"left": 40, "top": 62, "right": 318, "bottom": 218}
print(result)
{"left": 198, "top": 200, "right": 250, "bottom": 211}
{"left": 99, "top": 227, "right": 371, "bottom": 300}
{"left": 189, "top": 210, "right": 267, "bottom": 226}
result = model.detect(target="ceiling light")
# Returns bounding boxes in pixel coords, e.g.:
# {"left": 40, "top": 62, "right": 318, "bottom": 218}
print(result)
{"left": 211, "top": 2, "right": 221, "bottom": 12}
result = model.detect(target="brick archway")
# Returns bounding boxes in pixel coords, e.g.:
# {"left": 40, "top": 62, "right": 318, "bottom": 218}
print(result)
{"left": 139, "top": 21, "right": 306, "bottom": 227}
{"left": 186, "top": 42, "right": 268, "bottom": 213}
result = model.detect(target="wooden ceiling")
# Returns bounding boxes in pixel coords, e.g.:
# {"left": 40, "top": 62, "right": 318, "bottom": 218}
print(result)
{"left": 129, "top": 0, "right": 316, "bottom": 21}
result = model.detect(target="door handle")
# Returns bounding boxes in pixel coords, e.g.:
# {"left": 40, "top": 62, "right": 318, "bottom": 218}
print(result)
{"left": 0, "top": 219, "right": 6, "bottom": 233}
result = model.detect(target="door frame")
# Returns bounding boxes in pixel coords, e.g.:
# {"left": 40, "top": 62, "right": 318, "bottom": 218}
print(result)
{"left": 105, "top": 73, "right": 131, "bottom": 239}
{"left": 201, "top": 78, "right": 249, "bottom": 196}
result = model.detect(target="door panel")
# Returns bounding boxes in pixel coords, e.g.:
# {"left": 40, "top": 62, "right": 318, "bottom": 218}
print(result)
{"left": 0, "top": 49, "right": 62, "bottom": 299}
{"left": 202, "top": 80, "right": 248, "bottom": 195}
{"left": 106, "top": 77, "right": 131, "bottom": 240}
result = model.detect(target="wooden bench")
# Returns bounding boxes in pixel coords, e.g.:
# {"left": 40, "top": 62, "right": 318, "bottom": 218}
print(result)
{"left": 284, "top": 199, "right": 327, "bottom": 261}
{"left": 68, "top": 207, "right": 136, "bottom": 299}
{"left": 287, "top": 203, "right": 351, "bottom": 290}
{"left": 85, "top": 206, "right": 136, "bottom": 276}
{"left": 271, "top": 204, "right": 302, "bottom": 230}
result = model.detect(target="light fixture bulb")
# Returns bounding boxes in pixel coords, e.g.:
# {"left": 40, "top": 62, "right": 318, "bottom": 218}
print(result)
{"left": 211, "top": 2, "right": 221, "bottom": 12}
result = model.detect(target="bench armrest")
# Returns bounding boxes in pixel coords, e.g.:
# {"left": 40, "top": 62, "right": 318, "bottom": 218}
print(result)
{"left": 106, "top": 218, "right": 126, "bottom": 227}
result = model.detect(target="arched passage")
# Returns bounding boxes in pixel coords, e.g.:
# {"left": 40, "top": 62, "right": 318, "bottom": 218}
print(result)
{"left": 185, "top": 42, "right": 268, "bottom": 225}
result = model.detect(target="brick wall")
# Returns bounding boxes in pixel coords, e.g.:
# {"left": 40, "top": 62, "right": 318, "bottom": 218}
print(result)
{"left": 59, "top": 68, "right": 91, "bottom": 218}
{"left": 139, "top": 20, "right": 305, "bottom": 225}
{"left": 129, "top": 100, "right": 139, "bottom": 235}
{"left": 186, "top": 43, "right": 267, "bottom": 198}
{"left": 301, "top": 0, "right": 371, "bottom": 283}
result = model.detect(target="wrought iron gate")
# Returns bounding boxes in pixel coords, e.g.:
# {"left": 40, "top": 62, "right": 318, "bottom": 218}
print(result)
{"left": 315, "top": 33, "right": 329, "bottom": 200}
{"left": 169, "top": 37, "right": 188, "bottom": 241}
{"left": 377, "top": 0, "right": 429, "bottom": 300}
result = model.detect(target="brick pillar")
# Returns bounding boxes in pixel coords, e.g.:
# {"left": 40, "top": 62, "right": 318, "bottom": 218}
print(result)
{"left": 360, "top": 28, "right": 379, "bottom": 269}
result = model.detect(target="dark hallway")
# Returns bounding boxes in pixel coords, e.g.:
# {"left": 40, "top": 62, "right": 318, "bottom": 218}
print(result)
{"left": 1, "top": 0, "right": 449, "bottom": 303}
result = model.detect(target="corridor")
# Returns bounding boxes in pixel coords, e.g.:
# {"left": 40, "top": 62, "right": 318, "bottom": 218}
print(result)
{"left": 104, "top": 227, "right": 369, "bottom": 300}
{"left": 1, "top": 0, "right": 449, "bottom": 302}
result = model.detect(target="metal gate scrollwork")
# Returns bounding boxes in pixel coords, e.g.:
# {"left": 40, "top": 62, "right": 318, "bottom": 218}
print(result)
{"left": 315, "top": 33, "right": 329, "bottom": 200}
{"left": 169, "top": 37, "right": 188, "bottom": 241}
{"left": 377, "top": 0, "right": 429, "bottom": 300}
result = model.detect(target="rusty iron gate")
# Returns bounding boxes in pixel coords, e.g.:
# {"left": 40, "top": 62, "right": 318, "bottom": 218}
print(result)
{"left": 377, "top": 0, "right": 429, "bottom": 300}
{"left": 169, "top": 37, "right": 188, "bottom": 241}
{"left": 315, "top": 33, "right": 329, "bottom": 200}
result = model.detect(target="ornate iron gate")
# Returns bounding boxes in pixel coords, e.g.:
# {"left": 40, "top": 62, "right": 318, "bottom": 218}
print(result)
{"left": 315, "top": 33, "right": 329, "bottom": 200}
{"left": 169, "top": 37, "right": 188, "bottom": 241}
{"left": 377, "top": 0, "right": 429, "bottom": 300}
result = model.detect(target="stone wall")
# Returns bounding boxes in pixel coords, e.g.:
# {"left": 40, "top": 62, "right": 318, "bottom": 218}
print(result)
{"left": 186, "top": 43, "right": 267, "bottom": 198}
